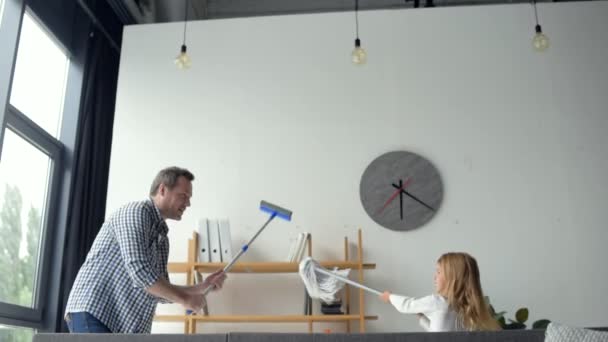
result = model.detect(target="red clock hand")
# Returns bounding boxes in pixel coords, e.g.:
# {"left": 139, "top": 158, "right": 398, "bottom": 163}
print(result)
{"left": 376, "top": 178, "right": 412, "bottom": 215}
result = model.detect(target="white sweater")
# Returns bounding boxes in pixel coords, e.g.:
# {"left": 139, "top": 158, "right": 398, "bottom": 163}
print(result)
{"left": 389, "top": 293, "right": 465, "bottom": 332}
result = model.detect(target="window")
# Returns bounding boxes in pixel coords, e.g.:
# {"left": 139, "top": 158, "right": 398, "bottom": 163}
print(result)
{"left": 0, "top": 324, "right": 34, "bottom": 342}
{"left": 0, "top": 0, "right": 5, "bottom": 27}
{"left": 0, "top": 129, "right": 51, "bottom": 308}
{"left": 0, "top": 8, "right": 67, "bottom": 326}
{"left": 9, "top": 12, "right": 68, "bottom": 138}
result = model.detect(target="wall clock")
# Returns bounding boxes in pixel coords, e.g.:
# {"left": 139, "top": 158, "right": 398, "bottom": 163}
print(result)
{"left": 359, "top": 151, "right": 443, "bottom": 231}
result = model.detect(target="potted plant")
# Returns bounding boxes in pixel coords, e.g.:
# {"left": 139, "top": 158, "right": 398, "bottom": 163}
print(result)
{"left": 486, "top": 297, "right": 551, "bottom": 330}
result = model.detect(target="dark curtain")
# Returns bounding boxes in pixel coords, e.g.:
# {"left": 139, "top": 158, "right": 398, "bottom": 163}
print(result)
{"left": 53, "top": 27, "right": 118, "bottom": 332}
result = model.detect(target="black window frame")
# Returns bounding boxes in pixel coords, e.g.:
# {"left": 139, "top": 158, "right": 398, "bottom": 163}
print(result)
{"left": 0, "top": 0, "right": 88, "bottom": 331}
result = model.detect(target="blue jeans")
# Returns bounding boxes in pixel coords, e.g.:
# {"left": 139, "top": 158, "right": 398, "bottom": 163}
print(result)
{"left": 65, "top": 312, "right": 111, "bottom": 333}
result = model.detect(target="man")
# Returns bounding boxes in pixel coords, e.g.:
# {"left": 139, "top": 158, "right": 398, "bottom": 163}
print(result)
{"left": 65, "top": 166, "right": 225, "bottom": 333}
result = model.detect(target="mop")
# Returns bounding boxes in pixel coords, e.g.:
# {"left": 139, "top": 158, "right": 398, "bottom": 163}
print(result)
{"left": 201, "top": 200, "right": 292, "bottom": 295}
{"left": 298, "top": 256, "right": 382, "bottom": 303}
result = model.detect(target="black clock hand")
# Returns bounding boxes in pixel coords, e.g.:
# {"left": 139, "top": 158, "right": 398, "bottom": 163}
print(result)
{"left": 399, "top": 191, "right": 403, "bottom": 220}
{"left": 392, "top": 180, "right": 407, "bottom": 220}
{"left": 399, "top": 183, "right": 404, "bottom": 220}
{"left": 401, "top": 189, "right": 435, "bottom": 212}
{"left": 378, "top": 178, "right": 412, "bottom": 215}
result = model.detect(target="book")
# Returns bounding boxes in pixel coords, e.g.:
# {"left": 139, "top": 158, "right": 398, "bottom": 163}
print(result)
{"left": 286, "top": 234, "right": 299, "bottom": 261}
{"left": 198, "top": 219, "right": 211, "bottom": 262}
{"left": 208, "top": 219, "right": 222, "bottom": 262}
{"left": 289, "top": 233, "right": 305, "bottom": 262}
{"left": 293, "top": 232, "right": 309, "bottom": 262}
{"left": 218, "top": 219, "right": 233, "bottom": 262}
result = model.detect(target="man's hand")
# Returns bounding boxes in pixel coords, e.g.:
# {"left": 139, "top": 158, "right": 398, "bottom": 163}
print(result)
{"left": 146, "top": 277, "right": 210, "bottom": 311}
{"left": 380, "top": 291, "right": 391, "bottom": 303}
{"left": 196, "top": 269, "right": 227, "bottom": 293}
{"left": 182, "top": 293, "right": 207, "bottom": 313}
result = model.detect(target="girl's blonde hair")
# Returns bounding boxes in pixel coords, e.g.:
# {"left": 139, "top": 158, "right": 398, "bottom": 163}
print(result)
{"left": 437, "top": 252, "right": 501, "bottom": 331}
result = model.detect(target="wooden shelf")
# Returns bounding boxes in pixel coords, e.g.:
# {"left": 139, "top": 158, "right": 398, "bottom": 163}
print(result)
{"left": 168, "top": 261, "right": 376, "bottom": 273}
{"left": 157, "top": 229, "right": 376, "bottom": 333}
{"left": 155, "top": 315, "right": 378, "bottom": 323}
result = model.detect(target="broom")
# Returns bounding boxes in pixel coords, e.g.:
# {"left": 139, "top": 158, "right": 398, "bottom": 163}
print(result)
{"left": 188, "top": 200, "right": 292, "bottom": 314}
{"left": 202, "top": 200, "right": 293, "bottom": 295}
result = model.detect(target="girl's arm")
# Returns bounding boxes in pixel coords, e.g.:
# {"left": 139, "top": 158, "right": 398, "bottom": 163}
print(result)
{"left": 417, "top": 313, "right": 431, "bottom": 330}
{"left": 381, "top": 292, "right": 444, "bottom": 315}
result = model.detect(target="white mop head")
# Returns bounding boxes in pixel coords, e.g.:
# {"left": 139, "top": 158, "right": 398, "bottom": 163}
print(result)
{"left": 298, "top": 256, "right": 350, "bottom": 303}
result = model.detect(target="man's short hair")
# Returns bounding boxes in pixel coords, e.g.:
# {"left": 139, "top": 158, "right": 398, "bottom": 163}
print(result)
{"left": 149, "top": 166, "right": 195, "bottom": 196}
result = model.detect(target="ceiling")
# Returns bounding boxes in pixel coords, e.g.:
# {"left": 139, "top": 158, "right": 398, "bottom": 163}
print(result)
{"left": 108, "top": 0, "right": 587, "bottom": 24}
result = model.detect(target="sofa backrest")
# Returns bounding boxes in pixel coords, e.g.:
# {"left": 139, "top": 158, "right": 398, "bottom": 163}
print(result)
{"left": 34, "top": 330, "right": 546, "bottom": 342}
{"left": 33, "top": 333, "right": 226, "bottom": 342}
{"left": 313, "top": 331, "right": 545, "bottom": 342}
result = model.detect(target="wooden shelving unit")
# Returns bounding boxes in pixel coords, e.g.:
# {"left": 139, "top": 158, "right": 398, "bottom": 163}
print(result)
{"left": 155, "top": 229, "right": 377, "bottom": 334}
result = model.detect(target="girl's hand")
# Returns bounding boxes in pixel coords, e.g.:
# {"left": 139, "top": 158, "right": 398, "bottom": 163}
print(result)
{"left": 380, "top": 291, "right": 391, "bottom": 303}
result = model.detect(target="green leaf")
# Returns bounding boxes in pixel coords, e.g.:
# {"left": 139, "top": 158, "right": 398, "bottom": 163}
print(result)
{"left": 515, "top": 308, "right": 529, "bottom": 323}
{"left": 532, "top": 319, "right": 551, "bottom": 329}
{"left": 498, "top": 316, "right": 506, "bottom": 328}
{"left": 494, "top": 311, "right": 506, "bottom": 319}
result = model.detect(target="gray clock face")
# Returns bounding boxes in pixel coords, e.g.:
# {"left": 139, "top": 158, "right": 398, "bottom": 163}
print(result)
{"left": 359, "top": 151, "right": 443, "bottom": 231}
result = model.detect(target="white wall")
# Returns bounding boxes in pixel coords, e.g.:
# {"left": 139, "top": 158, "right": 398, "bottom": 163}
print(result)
{"left": 108, "top": 1, "right": 608, "bottom": 333}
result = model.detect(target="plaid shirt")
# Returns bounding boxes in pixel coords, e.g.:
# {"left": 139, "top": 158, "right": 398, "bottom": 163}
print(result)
{"left": 65, "top": 198, "right": 170, "bottom": 333}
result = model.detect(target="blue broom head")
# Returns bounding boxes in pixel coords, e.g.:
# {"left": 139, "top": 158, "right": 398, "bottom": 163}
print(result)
{"left": 260, "top": 200, "right": 292, "bottom": 221}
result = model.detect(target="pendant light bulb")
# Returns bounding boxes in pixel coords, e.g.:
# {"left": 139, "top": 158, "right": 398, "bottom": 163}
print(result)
{"left": 175, "top": 44, "right": 191, "bottom": 69}
{"left": 532, "top": 25, "right": 549, "bottom": 52}
{"left": 351, "top": 0, "right": 366, "bottom": 65}
{"left": 175, "top": 0, "right": 191, "bottom": 69}
{"left": 352, "top": 38, "right": 367, "bottom": 65}
{"left": 531, "top": 1, "right": 549, "bottom": 52}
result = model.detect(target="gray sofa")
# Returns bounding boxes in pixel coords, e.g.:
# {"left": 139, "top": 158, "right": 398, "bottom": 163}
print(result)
{"left": 33, "top": 330, "right": 546, "bottom": 342}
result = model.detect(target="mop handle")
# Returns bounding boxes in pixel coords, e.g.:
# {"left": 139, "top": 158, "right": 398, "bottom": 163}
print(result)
{"left": 201, "top": 213, "right": 276, "bottom": 295}
{"left": 315, "top": 266, "right": 383, "bottom": 296}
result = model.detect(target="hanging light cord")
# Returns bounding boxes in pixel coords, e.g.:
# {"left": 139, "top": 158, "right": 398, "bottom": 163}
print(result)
{"left": 533, "top": 0, "right": 540, "bottom": 26}
{"left": 182, "top": 0, "right": 189, "bottom": 45}
{"left": 355, "top": 0, "right": 360, "bottom": 39}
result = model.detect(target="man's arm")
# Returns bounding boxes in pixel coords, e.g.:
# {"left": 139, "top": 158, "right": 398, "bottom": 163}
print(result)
{"left": 146, "top": 270, "right": 226, "bottom": 311}
{"left": 113, "top": 206, "right": 163, "bottom": 289}
{"left": 146, "top": 277, "right": 206, "bottom": 312}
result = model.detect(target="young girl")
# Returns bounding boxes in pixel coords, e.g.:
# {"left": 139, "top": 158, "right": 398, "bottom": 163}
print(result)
{"left": 380, "top": 252, "right": 500, "bottom": 332}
